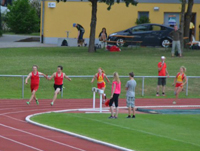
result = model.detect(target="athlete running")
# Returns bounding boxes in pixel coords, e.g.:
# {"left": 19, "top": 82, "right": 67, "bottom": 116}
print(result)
{"left": 25, "top": 65, "right": 47, "bottom": 105}
{"left": 48, "top": 66, "right": 71, "bottom": 106}
{"left": 173, "top": 66, "right": 187, "bottom": 99}
{"left": 91, "top": 67, "right": 110, "bottom": 103}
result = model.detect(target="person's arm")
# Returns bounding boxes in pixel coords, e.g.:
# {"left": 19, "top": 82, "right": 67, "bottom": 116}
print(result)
{"left": 25, "top": 73, "right": 32, "bottom": 84}
{"left": 104, "top": 74, "right": 110, "bottom": 83}
{"left": 91, "top": 74, "right": 97, "bottom": 83}
{"left": 48, "top": 73, "right": 56, "bottom": 80}
{"left": 111, "top": 83, "right": 116, "bottom": 98}
{"left": 64, "top": 73, "right": 71, "bottom": 81}
{"left": 182, "top": 75, "right": 187, "bottom": 86}
{"left": 166, "top": 68, "right": 169, "bottom": 77}
{"left": 173, "top": 74, "right": 178, "bottom": 86}
{"left": 158, "top": 63, "right": 163, "bottom": 71}
{"left": 38, "top": 72, "right": 48, "bottom": 79}
{"left": 169, "top": 31, "right": 173, "bottom": 37}
{"left": 125, "top": 81, "right": 128, "bottom": 90}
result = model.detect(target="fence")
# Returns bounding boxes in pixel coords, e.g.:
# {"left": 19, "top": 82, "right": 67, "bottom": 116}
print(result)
{"left": 0, "top": 75, "right": 200, "bottom": 99}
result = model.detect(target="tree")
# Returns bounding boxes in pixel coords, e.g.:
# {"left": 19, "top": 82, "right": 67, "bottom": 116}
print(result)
{"left": 184, "top": 0, "right": 194, "bottom": 38}
{"left": 6, "top": 0, "right": 39, "bottom": 34}
{"left": 135, "top": 16, "right": 150, "bottom": 25}
{"left": 179, "top": 0, "right": 186, "bottom": 53}
{"left": 56, "top": 0, "right": 138, "bottom": 52}
{"left": 30, "top": 0, "right": 41, "bottom": 19}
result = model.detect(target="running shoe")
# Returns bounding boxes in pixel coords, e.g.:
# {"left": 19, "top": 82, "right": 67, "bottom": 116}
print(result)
{"left": 36, "top": 98, "right": 39, "bottom": 105}
{"left": 51, "top": 102, "right": 54, "bottom": 106}
{"left": 127, "top": 115, "right": 131, "bottom": 118}
{"left": 26, "top": 102, "right": 30, "bottom": 105}
{"left": 132, "top": 115, "right": 136, "bottom": 118}
{"left": 114, "top": 116, "right": 118, "bottom": 119}
{"left": 162, "top": 93, "right": 166, "bottom": 96}
{"left": 156, "top": 94, "right": 159, "bottom": 97}
{"left": 108, "top": 116, "right": 114, "bottom": 119}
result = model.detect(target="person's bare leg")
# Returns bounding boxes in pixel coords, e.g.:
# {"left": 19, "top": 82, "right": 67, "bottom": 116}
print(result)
{"left": 110, "top": 106, "right": 114, "bottom": 117}
{"left": 176, "top": 87, "right": 182, "bottom": 99}
{"left": 128, "top": 107, "right": 131, "bottom": 116}
{"left": 27, "top": 90, "right": 36, "bottom": 104}
{"left": 132, "top": 107, "right": 135, "bottom": 116}
{"left": 162, "top": 86, "right": 165, "bottom": 95}
{"left": 115, "top": 107, "right": 119, "bottom": 118}
{"left": 156, "top": 85, "right": 160, "bottom": 96}
{"left": 51, "top": 88, "right": 60, "bottom": 106}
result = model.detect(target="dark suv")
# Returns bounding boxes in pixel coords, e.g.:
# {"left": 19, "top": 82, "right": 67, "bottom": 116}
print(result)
{"left": 108, "top": 23, "right": 173, "bottom": 47}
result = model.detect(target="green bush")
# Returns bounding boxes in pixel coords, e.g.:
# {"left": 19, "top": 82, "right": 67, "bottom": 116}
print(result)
{"left": 136, "top": 16, "right": 150, "bottom": 25}
{"left": 6, "top": 0, "right": 39, "bottom": 34}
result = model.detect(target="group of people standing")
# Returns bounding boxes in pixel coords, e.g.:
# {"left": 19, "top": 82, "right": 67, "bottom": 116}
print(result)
{"left": 91, "top": 68, "right": 137, "bottom": 119}
{"left": 156, "top": 56, "right": 187, "bottom": 100}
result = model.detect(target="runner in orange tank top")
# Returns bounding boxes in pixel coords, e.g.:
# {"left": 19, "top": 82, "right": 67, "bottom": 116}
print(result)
{"left": 173, "top": 66, "right": 187, "bottom": 99}
{"left": 25, "top": 65, "right": 47, "bottom": 105}
{"left": 48, "top": 66, "right": 71, "bottom": 106}
{"left": 91, "top": 67, "right": 110, "bottom": 103}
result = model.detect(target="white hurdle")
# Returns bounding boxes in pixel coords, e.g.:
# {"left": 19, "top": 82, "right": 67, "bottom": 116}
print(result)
{"left": 92, "top": 87, "right": 104, "bottom": 113}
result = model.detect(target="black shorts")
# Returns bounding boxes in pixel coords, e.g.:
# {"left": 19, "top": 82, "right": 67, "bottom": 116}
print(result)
{"left": 158, "top": 78, "right": 166, "bottom": 86}
{"left": 78, "top": 31, "right": 84, "bottom": 40}
{"left": 109, "top": 93, "right": 119, "bottom": 107}
{"left": 54, "top": 84, "right": 63, "bottom": 92}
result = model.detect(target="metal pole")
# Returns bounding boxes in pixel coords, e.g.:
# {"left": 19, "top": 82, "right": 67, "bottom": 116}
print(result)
{"left": 22, "top": 76, "right": 25, "bottom": 98}
{"left": 93, "top": 91, "right": 96, "bottom": 109}
{"left": 186, "top": 77, "right": 189, "bottom": 96}
{"left": 99, "top": 94, "right": 102, "bottom": 113}
{"left": 61, "top": 86, "right": 63, "bottom": 98}
{"left": 142, "top": 77, "right": 145, "bottom": 96}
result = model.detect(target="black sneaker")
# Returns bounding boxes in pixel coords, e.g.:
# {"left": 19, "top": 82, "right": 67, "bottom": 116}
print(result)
{"left": 127, "top": 115, "right": 131, "bottom": 118}
{"left": 114, "top": 116, "right": 118, "bottom": 119}
{"left": 108, "top": 116, "right": 114, "bottom": 119}
{"left": 132, "top": 115, "right": 136, "bottom": 118}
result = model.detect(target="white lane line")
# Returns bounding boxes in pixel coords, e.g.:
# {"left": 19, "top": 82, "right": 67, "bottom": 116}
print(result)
{"left": 0, "top": 123, "right": 86, "bottom": 151}
{"left": 70, "top": 114, "right": 200, "bottom": 147}
{"left": 0, "top": 135, "right": 44, "bottom": 151}
{"left": 2, "top": 115, "right": 26, "bottom": 123}
{"left": 26, "top": 109, "right": 134, "bottom": 151}
{"left": 0, "top": 109, "right": 49, "bottom": 116}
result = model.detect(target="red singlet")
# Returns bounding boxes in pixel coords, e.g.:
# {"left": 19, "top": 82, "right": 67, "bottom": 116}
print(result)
{"left": 54, "top": 72, "right": 63, "bottom": 85}
{"left": 31, "top": 72, "right": 39, "bottom": 92}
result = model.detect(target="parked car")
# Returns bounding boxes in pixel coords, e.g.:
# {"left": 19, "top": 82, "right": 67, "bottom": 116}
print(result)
{"left": 108, "top": 23, "right": 174, "bottom": 47}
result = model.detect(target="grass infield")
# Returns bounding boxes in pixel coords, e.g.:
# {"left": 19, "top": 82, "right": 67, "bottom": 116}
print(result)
{"left": 0, "top": 47, "right": 200, "bottom": 99}
{"left": 32, "top": 113, "right": 200, "bottom": 151}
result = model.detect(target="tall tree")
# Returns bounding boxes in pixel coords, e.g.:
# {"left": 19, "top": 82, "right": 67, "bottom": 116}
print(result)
{"left": 184, "top": 0, "right": 194, "bottom": 38}
{"left": 179, "top": 0, "right": 186, "bottom": 53}
{"left": 6, "top": 0, "right": 39, "bottom": 34}
{"left": 56, "top": 0, "right": 138, "bottom": 52}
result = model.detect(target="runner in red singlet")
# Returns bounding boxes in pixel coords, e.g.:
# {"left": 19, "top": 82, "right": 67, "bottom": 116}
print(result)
{"left": 25, "top": 65, "right": 47, "bottom": 105}
{"left": 91, "top": 67, "right": 110, "bottom": 103}
{"left": 48, "top": 66, "right": 71, "bottom": 106}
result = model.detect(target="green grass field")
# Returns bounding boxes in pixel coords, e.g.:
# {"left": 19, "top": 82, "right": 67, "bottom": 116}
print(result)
{"left": 32, "top": 113, "right": 200, "bottom": 151}
{"left": 0, "top": 47, "right": 200, "bottom": 99}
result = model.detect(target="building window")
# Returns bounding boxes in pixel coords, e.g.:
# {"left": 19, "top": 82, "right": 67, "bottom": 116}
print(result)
{"left": 138, "top": 12, "right": 149, "bottom": 19}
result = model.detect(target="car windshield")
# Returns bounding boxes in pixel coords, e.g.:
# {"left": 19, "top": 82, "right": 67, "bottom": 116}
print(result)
{"left": 131, "top": 25, "right": 148, "bottom": 32}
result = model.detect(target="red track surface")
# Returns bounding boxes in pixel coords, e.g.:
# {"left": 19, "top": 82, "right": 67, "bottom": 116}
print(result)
{"left": 0, "top": 98, "right": 199, "bottom": 151}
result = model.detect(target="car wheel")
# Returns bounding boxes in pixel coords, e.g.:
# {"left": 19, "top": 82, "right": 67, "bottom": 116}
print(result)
{"left": 116, "top": 38, "right": 125, "bottom": 47}
{"left": 161, "top": 39, "right": 171, "bottom": 48}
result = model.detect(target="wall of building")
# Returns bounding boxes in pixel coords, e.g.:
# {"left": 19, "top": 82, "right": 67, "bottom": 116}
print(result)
{"left": 41, "top": 1, "right": 200, "bottom": 44}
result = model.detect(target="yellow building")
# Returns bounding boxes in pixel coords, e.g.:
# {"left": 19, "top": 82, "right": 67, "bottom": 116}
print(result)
{"left": 41, "top": 0, "right": 200, "bottom": 44}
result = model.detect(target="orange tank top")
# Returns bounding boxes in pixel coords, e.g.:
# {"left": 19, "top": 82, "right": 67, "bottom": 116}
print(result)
{"left": 176, "top": 72, "right": 185, "bottom": 83}
{"left": 97, "top": 73, "right": 104, "bottom": 83}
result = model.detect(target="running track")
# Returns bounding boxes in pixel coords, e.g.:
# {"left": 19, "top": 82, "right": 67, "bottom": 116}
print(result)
{"left": 0, "top": 98, "right": 199, "bottom": 151}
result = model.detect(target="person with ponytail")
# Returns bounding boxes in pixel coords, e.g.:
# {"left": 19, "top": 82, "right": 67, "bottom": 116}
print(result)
{"left": 173, "top": 66, "right": 187, "bottom": 99}
{"left": 91, "top": 67, "right": 110, "bottom": 103}
{"left": 108, "top": 72, "right": 121, "bottom": 119}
